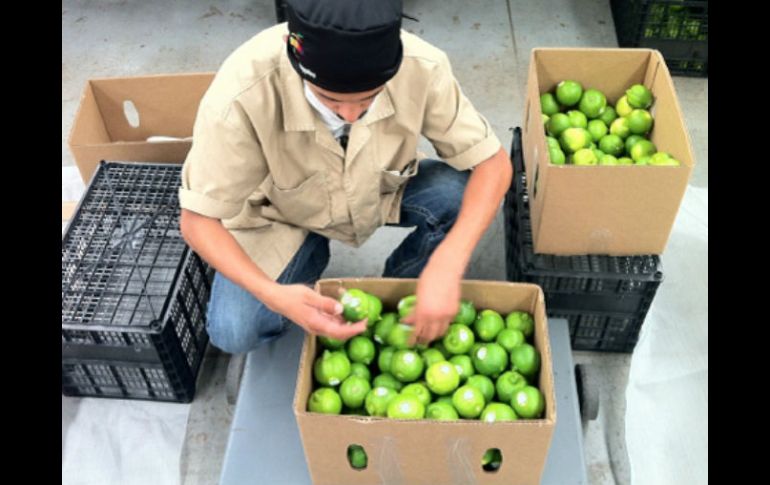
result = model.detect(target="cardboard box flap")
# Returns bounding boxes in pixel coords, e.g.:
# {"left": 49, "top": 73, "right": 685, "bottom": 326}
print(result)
{"left": 69, "top": 82, "right": 111, "bottom": 146}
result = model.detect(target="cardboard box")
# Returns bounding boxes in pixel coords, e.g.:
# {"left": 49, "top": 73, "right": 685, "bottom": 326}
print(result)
{"left": 522, "top": 48, "right": 695, "bottom": 255}
{"left": 293, "top": 278, "right": 556, "bottom": 485}
{"left": 67, "top": 73, "right": 214, "bottom": 183}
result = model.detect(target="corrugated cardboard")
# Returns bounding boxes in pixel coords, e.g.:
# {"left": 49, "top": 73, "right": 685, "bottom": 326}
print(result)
{"left": 67, "top": 73, "right": 214, "bottom": 183}
{"left": 522, "top": 48, "right": 695, "bottom": 255}
{"left": 293, "top": 278, "right": 556, "bottom": 485}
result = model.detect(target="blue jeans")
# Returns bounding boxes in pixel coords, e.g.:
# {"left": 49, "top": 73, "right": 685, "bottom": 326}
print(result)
{"left": 205, "top": 160, "right": 470, "bottom": 353}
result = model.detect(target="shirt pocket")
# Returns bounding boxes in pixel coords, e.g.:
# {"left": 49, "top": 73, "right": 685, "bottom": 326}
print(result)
{"left": 380, "top": 159, "right": 420, "bottom": 194}
{"left": 261, "top": 171, "right": 333, "bottom": 230}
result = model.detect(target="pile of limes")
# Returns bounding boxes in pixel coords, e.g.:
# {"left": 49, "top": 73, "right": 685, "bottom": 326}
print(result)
{"left": 541, "top": 80, "right": 680, "bottom": 166}
{"left": 307, "top": 289, "right": 546, "bottom": 423}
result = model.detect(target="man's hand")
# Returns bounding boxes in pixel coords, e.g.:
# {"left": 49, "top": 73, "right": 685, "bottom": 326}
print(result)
{"left": 266, "top": 284, "right": 367, "bottom": 340}
{"left": 402, "top": 255, "right": 461, "bottom": 345}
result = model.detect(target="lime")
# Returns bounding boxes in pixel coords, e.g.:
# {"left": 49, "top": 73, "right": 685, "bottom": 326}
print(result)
{"left": 626, "top": 84, "right": 653, "bottom": 109}
{"left": 426, "top": 401, "right": 459, "bottom": 420}
{"left": 630, "top": 140, "right": 657, "bottom": 162}
{"left": 540, "top": 93, "right": 560, "bottom": 116}
{"left": 350, "top": 362, "right": 371, "bottom": 382}
{"left": 443, "top": 324, "right": 475, "bottom": 355}
{"left": 496, "top": 328, "right": 525, "bottom": 353}
{"left": 472, "top": 343, "right": 508, "bottom": 378}
{"left": 559, "top": 127, "right": 591, "bottom": 153}
{"left": 453, "top": 300, "right": 477, "bottom": 326}
{"left": 340, "top": 375, "right": 372, "bottom": 409}
{"left": 587, "top": 119, "right": 608, "bottom": 142}
{"left": 627, "top": 109, "right": 653, "bottom": 135}
{"left": 511, "top": 386, "right": 545, "bottom": 419}
{"left": 365, "top": 386, "right": 398, "bottom": 417}
{"left": 480, "top": 402, "right": 518, "bottom": 422}
{"left": 425, "top": 361, "right": 461, "bottom": 395}
{"left": 616, "top": 95, "right": 633, "bottom": 117}
{"left": 599, "top": 154, "right": 619, "bottom": 166}
{"left": 378, "top": 346, "right": 396, "bottom": 373}
{"left": 578, "top": 88, "right": 607, "bottom": 119}
{"left": 599, "top": 134, "right": 625, "bottom": 156}
{"left": 625, "top": 134, "right": 645, "bottom": 155}
{"left": 401, "top": 382, "right": 432, "bottom": 407}
{"left": 649, "top": 152, "right": 680, "bottom": 166}
{"left": 542, "top": 113, "right": 549, "bottom": 127}
{"left": 308, "top": 387, "right": 343, "bottom": 414}
{"left": 482, "top": 449, "right": 503, "bottom": 471}
{"left": 452, "top": 385, "right": 486, "bottom": 418}
{"left": 348, "top": 445, "right": 367, "bottom": 469}
{"left": 555, "top": 80, "right": 583, "bottom": 106}
{"left": 546, "top": 136, "right": 561, "bottom": 150}
{"left": 505, "top": 311, "right": 534, "bottom": 338}
{"left": 635, "top": 156, "right": 651, "bottom": 165}
{"left": 598, "top": 105, "right": 618, "bottom": 126}
{"left": 449, "top": 355, "right": 475, "bottom": 383}
{"left": 313, "top": 350, "right": 351, "bottom": 386}
{"left": 617, "top": 157, "right": 634, "bottom": 165}
{"left": 386, "top": 323, "right": 415, "bottom": 350}
{"left": 318, "top": 336, "right": 346, "bottom": 350}
{"left": 421, "top": 348, "right": 446, "bottom": 368}
{"left": 387, "top": 394, "right": 425, "bottom": 419}
{"left": 546, "top": 113, "right": 571, "bottom": 138}
{"left": 466, "top": 374, "right": 495, "bottom": 404}
{"left": 431, "top": 340, "right": 451, "bottom": 359}
{"left": 495, "top": 370, "right": 528, "bottom": 403}
{"left": 573, "top": 148, "right": 598, "bottom": 166}
{"left": 474, "top": 309, "right": 505, "bottom": 342}
{"left": 397, "top": 295, "right": 417, "bottom": 319}
{"left": 609, "top": 117, "right": 631, "bottom": 139}
{"left": 549, "top": 147, "right": 566, "bottom": 165}
{"left": 566, "top": 110, "right": 588, "bottom": 129}
{"left": 374, "top": 312, "right": 398, "bottom": 344}
{"left": 373, "top": 372, "right": 404, "bottom": 391}
{"left": 340, "top": 289, "right": 370, "bottom": 322}
{"left": 510, "top": 343, "right": 541, "bottom": 379}
{"left": 591, "top": 147, "right": 605, "bottom": 161}
{"left": 347, "top": 336, "right": 376, "bottom": 365}
{"left": 366, "top": 294, "right": 382, "bottom": 325}
{"left": 390, "top": 349, "right": 425, "bottom": 383}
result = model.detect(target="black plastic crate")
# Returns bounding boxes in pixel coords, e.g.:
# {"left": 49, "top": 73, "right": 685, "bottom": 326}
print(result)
{"left": 610, "top": 0, "right": 708, "bottom": 77}
{"left": 504, "top": 128, "right": 663, "bottom": 352}
{"left": 62, "top": 162, "right": 214, "bottom": 402}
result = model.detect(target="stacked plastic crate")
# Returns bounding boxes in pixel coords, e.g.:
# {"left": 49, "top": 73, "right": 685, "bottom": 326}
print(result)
{"left": 504, "top": 128, "right": 663, "bottom": 352}
{"left": 62, "top": 162, "right": 213, "bottom": 402}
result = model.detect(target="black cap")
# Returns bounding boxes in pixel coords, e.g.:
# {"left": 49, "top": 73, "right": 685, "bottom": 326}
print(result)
{"left": 285, "top": 0, "right": 403, "bottom": 93}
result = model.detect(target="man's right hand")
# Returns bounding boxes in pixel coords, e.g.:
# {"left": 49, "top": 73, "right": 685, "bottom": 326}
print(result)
{"left": 265, "top": 284, "right": 367, "bottom": 340}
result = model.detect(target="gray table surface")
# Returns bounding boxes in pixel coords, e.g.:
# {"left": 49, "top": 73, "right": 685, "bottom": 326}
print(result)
{"left": 220, "top": 318, "right": 588, "bottom": 484}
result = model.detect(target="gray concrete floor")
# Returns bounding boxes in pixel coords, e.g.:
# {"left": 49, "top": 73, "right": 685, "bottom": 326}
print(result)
{"left": 62, "top": 1, "right": 708, "bottom": 484}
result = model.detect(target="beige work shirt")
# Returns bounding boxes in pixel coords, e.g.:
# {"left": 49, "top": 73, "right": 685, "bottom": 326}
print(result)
{"left": 179, "top": 23, "right": 502, "bottom": 280}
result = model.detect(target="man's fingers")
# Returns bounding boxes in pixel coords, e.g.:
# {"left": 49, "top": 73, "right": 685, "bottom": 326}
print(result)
{"left": 307, "top": 292, "right": 344, "bottom": 316}
{"left": 317, "top": 318, "right": 367, "bottom": 340}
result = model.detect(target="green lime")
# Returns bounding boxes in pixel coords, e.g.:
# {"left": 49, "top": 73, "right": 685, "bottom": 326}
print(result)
{"left": 378, "top": 346, "right": 396, "bottom": 373}
{"left": 609, "top": 117, "right": 631, "bottom": 139}
{"left": 471, "top": 343, "right": 508, "bottom": 378}
{"left": 449, "top": 355, "right": 475, "bottom": 383}
{"left": 598, "top": 105, "right": 618, "bottom": 126}
{"left": 599, "top": 134, "right": 625, "bottom": 156}
{"left": 587, "top": 119, "right": 608, "bottom": 142}
{"left": 511, "top": 385, "right": 545, "bottom": 419}
{"left": 559, "top": 127, "right": 591, "bottom": 153}
{"left": 578, "top": 88, "right": 607, "bottom": 119}
{"left": 546, "top": 136, "right": 561, "bottom": 150}
{"left": 390, "top": 349, "right": 425, "bottom": 383}
{"left": 616, "top": 95, "right": 633, "bottom": 117}
{"left": 510, "top": 343, "right": 541, "bottom": 379}
{"left": 480, "top": 402, "right": 518, "bottom": 422}
{"left": 625, "top": 84, "right": 653, "bottom": 109}
{"left": 505, "top": 311, "right": 534, "bottom": 338}
{"left": 649, "top": 152, "right": 680, "bottom": 166}
{"left": 431, "top": 340, "right": 451, "bottom": 359}
{"left": 540, "top": 92, "right": 561, "bottom": 116}
{"left": 635, "top": 155, "right": 651, "bottom": 165}
{"left": 426, "top": 401, "right": 459, "bottom": 420}
{"left": 397, "top": 295, "right": 417, "bottom": 319}
{"left": 340, "top": 375, "right": 372, "bottom": 409}
{"left": 421, "top": 348, "right": 446, "bottom": 368}
{"left": 347, "top": 336, "right": 376, "bottom": 365}
{"left": 350, "top": 362, "right": 371, "bottom": 382}
{"left": 617, "top": 157, "right": 634, "bottom": 165}
{"left": 425, "top": 361, "right": 461, "bottom": 395}
{"left": 401, "top": 382, "right": 432, "bottom": 407}
{"left": 348, "top": 445, "right": 367, "bottom": 469}
{"left": 630, "top": 140, "right": 657, "bottom": 162}
{"left": 474, "top": 309, "right": 505, "bottom": 342}
{"left": 386, "top": 394, "right": 425, "bottom": 419}
{"left": 372, "top": 372, "right": 404, "bottom": 391}
{"left": 374, "top": 312, "right": 398, "bottom": 344}
{"left": 542, "top": 113, "right": 549, "bottom": 127}
{"left": 549, "top": 147, "right": 566, "bottom": 165}
{"left": 366, "top": 294, "right": 382, "bottom": 325}
{"left": 443, "top": 324, "right": 475, "bottom": 355}
{"left": 436, "top": 396, "right": 454, "bottom": 407}
{"left": 496, "top": 328, "right": 525, "bottom": 353}
{"left": 313, "top": 350, "right": 351, "bottom": 387}
{"left": 452, "top": 385, "right": 486, "bottom": 418}
{"left": 308, "top": 387, "right": 343, "bottom": 414}
{"left": 547, "top": 113, "right": 571, "bottom": 138}
{"left": 482, "top": 449, "right": 503, "bottom": 471}
{"left": 365, "top": 386, "right": 398, "bottom": 416}
{"left": 495, "top": 370, "right": 528, "bottom": 403}
{"left": 599, "top": 154, "right": 619, "bottom": 165}
{"left": 340, "top": 289, "right": 370, "bottom": 322}
{"left": 386, "top": 323, "right": 415, "bottom": 350}
{"left": 566, "top": 110, "right": 588, "bottom": 129}
{"left": 318, "top": 336, "right": 346, "bottom": 350}
{"left": 627, "top": 109, "right": 653, "bottom": 135}
{"left": 573, "top": 148, "right": 598, "bottom": 166}
{"left": 625, "top": 134, "right": 645, "bottom": 155}
{"left": 454, "top": 300, "right": 477, "bottom": 326}
{"left": 466, "top": 374, "right": 495, "bottom": 404}
{"left": 555, "top": 80, "right": 583, "bottom": 106}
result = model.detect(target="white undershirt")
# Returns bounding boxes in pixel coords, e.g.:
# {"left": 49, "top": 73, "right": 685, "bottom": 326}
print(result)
{"left": 303, "top": 81, "right": 379, "bottom": 141}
